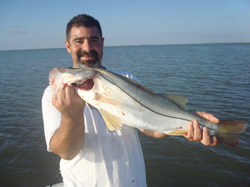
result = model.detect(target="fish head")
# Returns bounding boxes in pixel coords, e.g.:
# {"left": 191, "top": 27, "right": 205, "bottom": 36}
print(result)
{"left": 49, "top": 67, "right": 95, "bottom": 96}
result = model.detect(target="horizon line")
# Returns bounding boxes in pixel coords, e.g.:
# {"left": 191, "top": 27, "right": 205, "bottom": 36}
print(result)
{"left": 1, "top": 42, "right": 250, "bottom": 52}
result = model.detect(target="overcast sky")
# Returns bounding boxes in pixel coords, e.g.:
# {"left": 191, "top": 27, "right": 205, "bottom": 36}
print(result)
{"left": 0, "top": 0, "right": 250, "bottom": 51}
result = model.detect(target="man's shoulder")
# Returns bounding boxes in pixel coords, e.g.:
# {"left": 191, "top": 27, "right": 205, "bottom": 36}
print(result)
{"left": 44, "top": 85, "right": 53, "bottom": 94}
{"left": 107, "top": 68, "right": 132, "bottom": 77}
{"left": 107, "top": 68, "right": 141, "bottom": 83}
{"left": 42, "top": 85, "right": 53, "bottom": 101}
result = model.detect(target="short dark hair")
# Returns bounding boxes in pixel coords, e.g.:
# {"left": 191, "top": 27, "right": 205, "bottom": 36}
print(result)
{"left": 66, "top": 14, "right": 102, "bottom": 42}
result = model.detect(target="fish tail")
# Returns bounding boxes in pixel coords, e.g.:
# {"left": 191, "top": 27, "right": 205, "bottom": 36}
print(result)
{"left": 215, "top": 120, "right": 247, "bottom": 146}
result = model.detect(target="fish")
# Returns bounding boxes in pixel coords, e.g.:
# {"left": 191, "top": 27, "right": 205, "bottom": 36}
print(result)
{"left": 48, "top": 65, "right": 247, "bottom": 146}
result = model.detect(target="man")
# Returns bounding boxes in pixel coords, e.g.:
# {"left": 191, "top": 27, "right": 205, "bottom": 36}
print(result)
{"left": 42, "top": 14, "right": 219, "bottom": 186}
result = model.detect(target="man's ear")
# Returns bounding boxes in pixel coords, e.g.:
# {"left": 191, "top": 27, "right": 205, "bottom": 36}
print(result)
{"left": 65, "top": 40, "right": 71, "bottom": 53}
{"left": 101, "top": 38, "right": 104, "bottom": 47}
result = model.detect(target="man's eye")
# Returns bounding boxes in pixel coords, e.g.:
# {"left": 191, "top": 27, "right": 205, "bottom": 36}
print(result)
{"left": 76, "top": 40, "right": 83, "bottom": 44}
{"left": 91, "top": 39, "right": 99, "bottom": 43}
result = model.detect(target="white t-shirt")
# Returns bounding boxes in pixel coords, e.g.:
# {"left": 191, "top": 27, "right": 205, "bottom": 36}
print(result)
{"left": 42, "top": 69, "right": 147, "bottom": 187}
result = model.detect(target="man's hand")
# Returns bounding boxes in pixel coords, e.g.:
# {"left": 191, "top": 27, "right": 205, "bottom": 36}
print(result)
{"left": 50, "top": 85, "right": 86, "bottom": 160}
{"left": 184, "top": 111, "right": 219, "bottom": 146}
{"left": 52, "top": 85, "right": 85, "bottom": 118}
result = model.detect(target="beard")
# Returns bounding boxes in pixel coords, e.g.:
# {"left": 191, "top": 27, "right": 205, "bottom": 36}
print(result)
{"left": 77, "top": 50, "right": 99, "bottom": 68}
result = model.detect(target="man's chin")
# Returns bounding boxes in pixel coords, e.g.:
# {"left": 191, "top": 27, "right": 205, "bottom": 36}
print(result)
{"left": 78, "top": 60, "right": 99, "bottom": 68}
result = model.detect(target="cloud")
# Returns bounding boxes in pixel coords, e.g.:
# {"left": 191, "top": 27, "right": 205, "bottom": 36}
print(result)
{"left": 9, "top": 28, "right": 28, "bottom": 34}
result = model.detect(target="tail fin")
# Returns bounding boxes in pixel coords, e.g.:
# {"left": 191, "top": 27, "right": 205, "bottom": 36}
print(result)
{"left": 216, "top": 120, "right": 247, "bottom": 146}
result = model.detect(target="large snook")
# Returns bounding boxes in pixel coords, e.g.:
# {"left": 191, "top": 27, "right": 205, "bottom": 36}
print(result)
{"left": 49, "top": 66, "right": 247, "bottom": 146}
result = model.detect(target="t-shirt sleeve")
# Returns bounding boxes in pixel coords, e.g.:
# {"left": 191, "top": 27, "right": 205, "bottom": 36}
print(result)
{"left": 41, "top": 85, "right": 62, "bottom": 152}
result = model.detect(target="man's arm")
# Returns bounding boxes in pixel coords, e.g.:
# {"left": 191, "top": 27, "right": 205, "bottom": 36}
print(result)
{"left": 140, "top": 111, "right": 219, "bottom": 146}
{"left": 49, "top": 85, "right": 85, "bottom": 160}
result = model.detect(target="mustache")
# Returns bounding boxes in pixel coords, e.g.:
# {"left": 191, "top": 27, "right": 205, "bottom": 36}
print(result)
{"left": 77, "top": 50, "right": 99, "bottom": 67}
{"left": 79, "top": 50, "right": 98, "bottom": 57}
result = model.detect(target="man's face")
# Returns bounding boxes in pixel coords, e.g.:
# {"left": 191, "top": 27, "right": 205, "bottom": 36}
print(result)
{"left": 65, "top": 26, "right": 104, "bottom": 68}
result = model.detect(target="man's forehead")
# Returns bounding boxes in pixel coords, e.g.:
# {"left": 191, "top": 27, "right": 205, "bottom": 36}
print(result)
{"left": 70, "top": 26, "right": 101, "bottom": 38}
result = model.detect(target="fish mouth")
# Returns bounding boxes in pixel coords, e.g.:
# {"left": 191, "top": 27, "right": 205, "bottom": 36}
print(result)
{"left": 73, "top": 78, "right": 94, "bottom": 90}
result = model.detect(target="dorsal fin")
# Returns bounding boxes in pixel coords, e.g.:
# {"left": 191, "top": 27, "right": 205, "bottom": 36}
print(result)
{"left": 160, "top": 94, "right": 189, "bottom": 110}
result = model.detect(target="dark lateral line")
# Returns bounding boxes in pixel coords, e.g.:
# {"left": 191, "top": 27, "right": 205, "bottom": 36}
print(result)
{"left": 96, "top": 69, "right": 213, "bottom": 130}
{"left": 99, "top": 72, "right": 193, "bottom": 122}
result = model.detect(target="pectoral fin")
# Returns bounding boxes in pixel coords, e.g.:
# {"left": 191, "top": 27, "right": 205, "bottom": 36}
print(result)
{"left": 100, "top": 109, "right": 123, "bottom": 131}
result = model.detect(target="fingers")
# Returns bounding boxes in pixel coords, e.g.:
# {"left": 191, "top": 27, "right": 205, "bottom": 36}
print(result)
{"left": 200, "top": 127, "right": 211, "bottom": 146}
{"left": 210, "top": 136, "right": 218, "bottom": 146}
{"left": 56, "top": 85, "right": 79, "bottom": 104}
{"left": 195, "top": 111, "right": 220, "bottom": 123}
{"left": 185, "top": 120, "right": 218, "bottom": 146}
{"left": 52, "top": 94, "right": 57, "bottom": 106}
{"left": 52, "top": 85, "right": 85, "bottom": 112}
{"left": 200, "top": 127, "right": 218, "bottom": 146}
{"left": 185, "top": 120, "right": 201, "bottom": 142}
{"left": 64, "top": 85, "right": 77, "bottom": 100}
{"left": 52, "top": 86, "right": 71, "bottom": 107}
{"left": 64, "top": 86, "right": 84, "bottom": 105}
{"left": 185, "top": 111, "right": 220, "bottom": 146}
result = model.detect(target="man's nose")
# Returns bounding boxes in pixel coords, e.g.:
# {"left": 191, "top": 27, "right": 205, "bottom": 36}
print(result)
{"left": 82, "top": 40, "right": 93, "bottom": 52}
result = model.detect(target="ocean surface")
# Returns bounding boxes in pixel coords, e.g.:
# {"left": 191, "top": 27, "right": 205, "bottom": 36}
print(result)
{"left": 0, "top": 44, "right": 250, "bottom": 187}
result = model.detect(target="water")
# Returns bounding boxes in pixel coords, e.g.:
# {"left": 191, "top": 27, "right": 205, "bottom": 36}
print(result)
{"left": 0, "top": 44, "right": 250, "bottom": 187}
